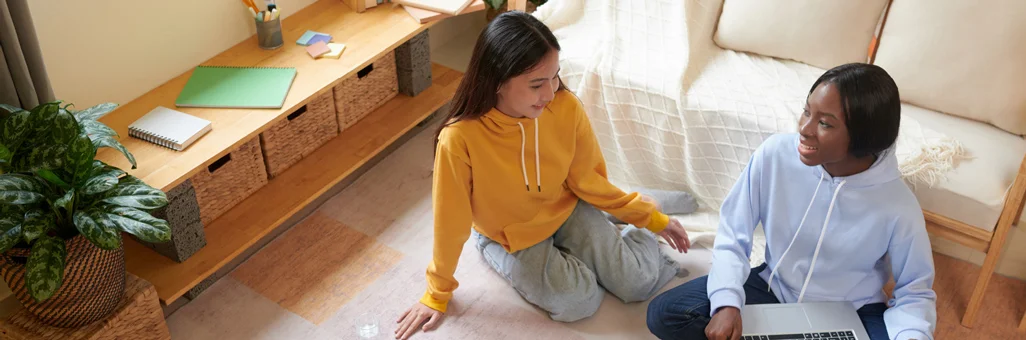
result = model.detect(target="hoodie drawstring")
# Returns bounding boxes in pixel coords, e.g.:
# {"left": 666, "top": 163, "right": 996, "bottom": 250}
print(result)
{"left": 767, "top": 173, "right": 824, "bottom": 292}
{"left": 534, "top": 119, "right": 541, "bottom": 192}
{"left": 517, "top": 120, "right": 542, "bottom": 192}
{"left": 799, "top": 179, "right": 846, "bottom": 302}
{"left": 766, "top": 173, "right": 847, "bottom": 303}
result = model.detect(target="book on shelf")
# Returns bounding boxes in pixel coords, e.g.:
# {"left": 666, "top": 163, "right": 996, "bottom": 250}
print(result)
{"left": 129, "top": 106, "right": 212, "bottom": 151}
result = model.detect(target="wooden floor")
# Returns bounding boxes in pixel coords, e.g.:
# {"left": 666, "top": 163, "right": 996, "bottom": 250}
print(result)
{"left": 931, "top": 253, "right": 1026, "bottom": 339}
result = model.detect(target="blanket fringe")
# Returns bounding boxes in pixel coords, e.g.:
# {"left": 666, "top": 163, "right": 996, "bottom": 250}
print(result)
{"left": 899, "top": 137, "right": 968, "bottom": 190}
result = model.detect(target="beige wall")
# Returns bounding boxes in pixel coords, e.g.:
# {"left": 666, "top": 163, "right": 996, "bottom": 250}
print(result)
{"left": 26, "top": 0, "right": 317, "bottom": 109}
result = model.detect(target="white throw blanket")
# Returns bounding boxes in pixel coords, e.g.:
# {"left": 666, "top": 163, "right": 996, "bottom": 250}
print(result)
{"left": 534, "top": 0, "right": 966, "bottom": 265}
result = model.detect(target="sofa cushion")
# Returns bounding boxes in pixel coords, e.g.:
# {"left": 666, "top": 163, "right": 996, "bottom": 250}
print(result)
{"left": 902, "top": 104, "right": 1026, "bottom": 231}
{"left": 873, "top": 0, "right": 1026, "bottom": 136}
{"left": 712, "top": 0, "right": 887, "bottom": 70}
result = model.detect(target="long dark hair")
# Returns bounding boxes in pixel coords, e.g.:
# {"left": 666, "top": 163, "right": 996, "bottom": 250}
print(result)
{"left": 808, "top": 63, "right": 901, "bottom": 158}
{"left": 434, "top": 11, "right": 566, "bottom": 145}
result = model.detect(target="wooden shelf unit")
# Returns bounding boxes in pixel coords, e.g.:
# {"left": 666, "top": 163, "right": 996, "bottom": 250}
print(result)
{"left": 126, "top": 65, "right": 460, "bottom": 304}
{"left": 95, "top": 0, "right": 435, "bottom": 193}
{"left": 90, "top": 0, "right": 464, "bottom": 304}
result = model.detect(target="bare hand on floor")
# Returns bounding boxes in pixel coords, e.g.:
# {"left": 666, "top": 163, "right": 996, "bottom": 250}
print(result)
{"left": 395, "top": 302, "right": 443, "bottom": 339}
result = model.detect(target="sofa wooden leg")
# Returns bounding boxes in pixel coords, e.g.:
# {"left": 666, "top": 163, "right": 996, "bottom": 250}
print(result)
{"left": 1019, "top": 310, "right": 1026, "bottom": 332}
{"left": 962, "top": 247, "right": 999, "bottom": 327}
{"left": 962, "top": 216, "right": 1017, "bottom": 327}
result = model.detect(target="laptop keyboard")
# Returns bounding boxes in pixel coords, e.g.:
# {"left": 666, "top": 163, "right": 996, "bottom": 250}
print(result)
{"left": 743, "top": 330, "right": 857, "bottom": 340}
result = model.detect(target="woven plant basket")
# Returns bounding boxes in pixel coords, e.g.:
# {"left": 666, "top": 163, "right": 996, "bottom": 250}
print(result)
{"left": 192, "top": 137, "right": 269, "bottom": 225}
{"left": 260, "top": 90, "right": 339, "bottom": 178}
{"left": 0, "top": 235, "right": 126, "bottom": 328}
{"left": 333, "top": 50, "right": 399, "bottom": 131}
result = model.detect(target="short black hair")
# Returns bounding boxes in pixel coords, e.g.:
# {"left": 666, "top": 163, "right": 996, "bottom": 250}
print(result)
{"left": 809, "top": 63, "right": 901, "bottom": 158}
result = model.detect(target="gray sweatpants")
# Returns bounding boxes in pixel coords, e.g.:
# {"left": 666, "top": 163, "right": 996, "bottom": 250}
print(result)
{"left": 475, "top": 200, "right": 679, "bottom": 322}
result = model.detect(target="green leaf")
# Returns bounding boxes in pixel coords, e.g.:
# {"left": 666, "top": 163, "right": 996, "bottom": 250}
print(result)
{"left": 48, "top": 109, "right": 78, "bottom": 145}
{"left": 21, "top": 209, "right": 54, "bottom": 243}
{"left": 73, "top": 210, "right": 121, "bottom": 250}
{"left": 100, "top": 176, "right": 166, "bottom": 210}
{"left": 97, "top": 206, "right": 169, "bottom": 243}
{"left": 2, "top": 111, "right": 30, "bottom": 149}
{"left": 484, "top": 0, "right": 505, "bottom": 9}
{"left": 30, "top": 103, "right": 60, "bottom": 133}
{"left": 25, "top": 235, "right": 66, "bottom": 302}
{"left": 0, "top": 104, "right": 23, "bottom": 115}
{"left": 86, "top": 160, "right": 125, "bottom": 179}
{"left": 0, "top": 174, "right": 45, "bottom": 204}
{"left": 15, "top": 145, "right": 67, "bottom": 173}
{"left": 0, "top": 142, "right": 11, "bottom": 166}
{"left": 55, "top": 188, "right": 75, "bottom": 212}
{"left": 90, "top": 136, "right": 136, "bottom": 169}
{"left": 73, "top": 103, "right": 117, "bottom": 121}
{"left": 67, "top": 133, "right": 96, "bottom": 183}
{"left": 0, "top": 215, "right": 23, "bottom": 254}
{"left": 79, "top": 119, "right": 117, "bottom": 139}
{"left": 35, "top": 169, "right": 71, "bottom": 191}
{"left": 79, "top": 170, "right": 119, "bottom": 195}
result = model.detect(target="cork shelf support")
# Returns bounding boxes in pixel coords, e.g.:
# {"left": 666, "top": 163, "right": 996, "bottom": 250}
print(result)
{"left": 396, "top": 30, "right": 432, "bottom": 97}
{"left": 136, "top": 180, "right": 207, "bottom": 263}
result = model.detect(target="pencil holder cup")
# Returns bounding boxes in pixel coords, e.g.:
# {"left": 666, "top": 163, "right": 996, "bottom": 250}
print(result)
{"left": 256, "top": 16, "right": 283, "bottom": 50}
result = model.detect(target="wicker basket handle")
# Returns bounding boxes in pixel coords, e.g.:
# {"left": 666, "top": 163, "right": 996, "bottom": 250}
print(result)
{"left": 287, "top": 105, "right": 308, "bottom": 121}
{"left": 357, "top": 63, "right": 374, "bottom": 79}
{"left": 208, "top": 153, "right": 232, "bottom": 173}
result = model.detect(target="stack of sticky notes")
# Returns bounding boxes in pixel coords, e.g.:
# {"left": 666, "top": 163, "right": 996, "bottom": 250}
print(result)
{"left": 298, "top": 30, "right": 345, "bottom": 59}
{"left": 297, "top": 30, "right": 332, "bottom": 46}
{"left": 321, "top": 43, "right": 346, "bottom": 59}
{"left": 306, "top": 41, "right": 331, "bottom": 58}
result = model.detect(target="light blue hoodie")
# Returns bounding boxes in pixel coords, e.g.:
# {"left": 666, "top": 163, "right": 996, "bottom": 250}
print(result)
{"left": 707, "top": 133, "right": 937, "bottom": 340}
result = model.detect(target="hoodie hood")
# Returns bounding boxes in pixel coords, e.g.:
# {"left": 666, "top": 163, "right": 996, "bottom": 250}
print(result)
{"left": 804, "top": 135, "right": 902, "bottom": 189}
{"left": 768, "top": 136, "right": 904, "bottom": 302}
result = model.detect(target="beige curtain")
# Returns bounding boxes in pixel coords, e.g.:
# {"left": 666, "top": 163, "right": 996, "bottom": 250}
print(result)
{"left": 0, "top": 0, "right": 53, "bottom": 109}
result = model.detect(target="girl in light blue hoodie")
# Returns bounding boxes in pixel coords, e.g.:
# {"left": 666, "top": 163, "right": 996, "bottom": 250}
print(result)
{"left": 647, "top": 63, "right": 937, "bottom": 340}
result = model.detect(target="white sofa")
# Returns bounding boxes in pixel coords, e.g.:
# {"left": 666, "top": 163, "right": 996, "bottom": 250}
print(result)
{"left": 536, "top": 0, "right": 1026, "bottom": 328}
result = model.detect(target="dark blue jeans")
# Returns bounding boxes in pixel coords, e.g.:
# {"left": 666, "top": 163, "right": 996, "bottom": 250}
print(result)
{"left": 646, "top": 264, "right": 889, "bottom": 340}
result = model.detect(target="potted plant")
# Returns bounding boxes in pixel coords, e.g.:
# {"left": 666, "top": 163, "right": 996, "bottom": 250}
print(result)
{"left": 0, "top": 101, "right": 171, "bottom": 328}
{"left": 485, "top": 0, "right": 546, "bottom": 20}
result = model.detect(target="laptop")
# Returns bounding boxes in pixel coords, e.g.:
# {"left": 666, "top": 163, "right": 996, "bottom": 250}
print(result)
{"left": 740, "top": 301, "right": 871, "bottom": 340}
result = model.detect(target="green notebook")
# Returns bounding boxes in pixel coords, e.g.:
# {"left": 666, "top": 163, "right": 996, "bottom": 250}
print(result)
{"left": 175, "top": 66, "right": 297, "bottom": 109}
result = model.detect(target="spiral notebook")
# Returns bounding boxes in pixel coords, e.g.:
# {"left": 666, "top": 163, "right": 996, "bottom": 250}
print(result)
{"left": 175, "top": 66, "right": 297, "bottom": 109}
{"left": 129, "top": 106, "right": 212, "bottom": 151}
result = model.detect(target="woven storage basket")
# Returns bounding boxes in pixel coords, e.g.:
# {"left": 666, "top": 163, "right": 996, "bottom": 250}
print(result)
{"left": 333, "top": 50, "right": 399, "bottom": 131}
{"left": 260, "top": 90, "right": 339, "bottom": 178}
{"left": 0, "top": 235, "right": 126, "bottom": 328}
{"left": 191, "top": 137, "right": 269, "bottom": 225}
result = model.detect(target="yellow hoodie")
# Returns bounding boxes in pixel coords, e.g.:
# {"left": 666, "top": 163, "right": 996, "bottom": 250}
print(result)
{"left": 422, "top": 90, "right": 670, "bottom": 312}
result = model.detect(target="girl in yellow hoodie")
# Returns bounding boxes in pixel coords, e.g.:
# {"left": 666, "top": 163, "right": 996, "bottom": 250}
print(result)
{"left": 395, "top": 11, "right": 694, "bottom": 339}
